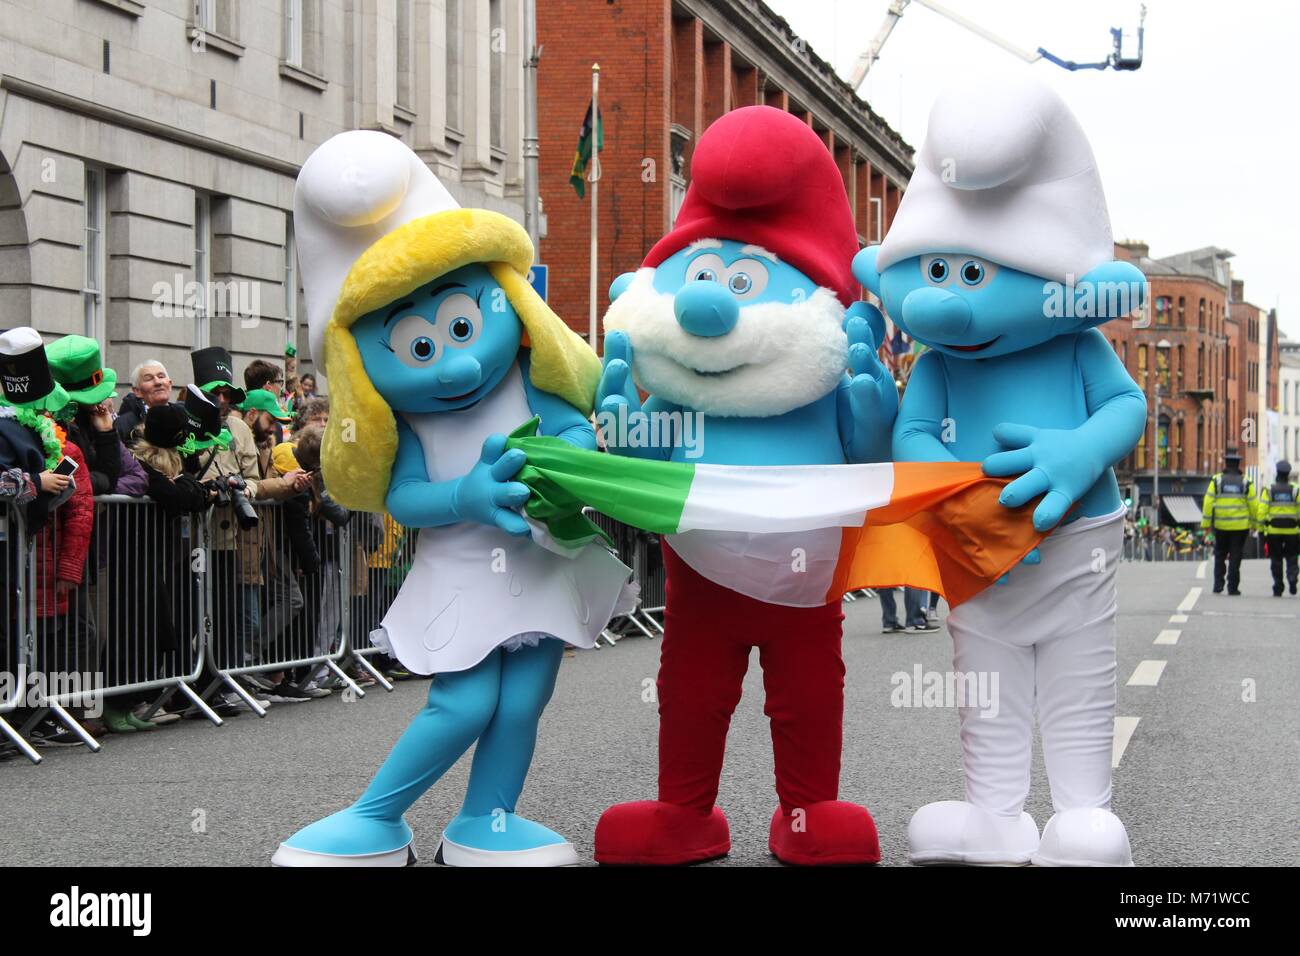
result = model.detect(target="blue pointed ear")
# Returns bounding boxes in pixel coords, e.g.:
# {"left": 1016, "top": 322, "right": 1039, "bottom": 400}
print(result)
{"left": 608, "top": 271, "right": 636, "bottom": 303}
{"left": 852, "top": 246, "right": 883, "bottom": 298}
{"left": 1071, "top": 260, "right": 1147, "bottom": 327}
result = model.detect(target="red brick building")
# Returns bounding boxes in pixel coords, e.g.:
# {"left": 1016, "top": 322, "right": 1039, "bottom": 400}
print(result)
{"left": 1106, "top": 242, "right": 1260, "bottom": 518}
{"left": 535, "top": 0, "right": 913, "bottom": 348}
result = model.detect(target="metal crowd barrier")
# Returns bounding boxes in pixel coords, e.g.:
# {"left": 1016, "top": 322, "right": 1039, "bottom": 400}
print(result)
{"left": 2, "top": 492, "right": 675, "bottom": 766}
{"left": 204, "top": 499, "right": 368, "bottom": 713}
{"left": 583, "top": 508, "right": 663, "bottom": 641}
{"left": 342, "top": 512, "right": 417, "bottom": 685}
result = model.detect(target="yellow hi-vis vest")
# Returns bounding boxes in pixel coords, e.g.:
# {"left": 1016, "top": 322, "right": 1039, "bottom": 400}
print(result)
{"left": 1259, "top": 481, "right": 1300, "bottom": 536}
{"left": 1202, "top": 472, "right": 1256, "bottom": 531}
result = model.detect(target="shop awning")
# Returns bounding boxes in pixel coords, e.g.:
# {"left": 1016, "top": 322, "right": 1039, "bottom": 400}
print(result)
{"left": 1163, "top": 495, "right": 1204, "bottom": 525}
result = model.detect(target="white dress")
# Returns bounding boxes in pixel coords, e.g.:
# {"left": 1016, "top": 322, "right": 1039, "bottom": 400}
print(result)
{"left": 370, "top": 363, "right": 633, "bottom": 675}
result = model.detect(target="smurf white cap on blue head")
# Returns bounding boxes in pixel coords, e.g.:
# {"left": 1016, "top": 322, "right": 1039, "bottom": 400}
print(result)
{"left": 876, "top": 71, "right": 1114, "bottom": 284}
{"left": 294, "top": 130, "right": 461, "bottom": 363}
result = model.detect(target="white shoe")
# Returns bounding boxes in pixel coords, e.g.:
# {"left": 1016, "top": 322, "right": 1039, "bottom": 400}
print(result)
{"left": 1033, "top": 807, "right": 1133, "bottom": 867}
{"left": 435, "top": 834, "right": 579, "bottom": 868}
{"left": 908, "top": 800, "right": 1039, "bottom": 866}
{"left": 272, "top": 843, "right": 417, "bottom": 867}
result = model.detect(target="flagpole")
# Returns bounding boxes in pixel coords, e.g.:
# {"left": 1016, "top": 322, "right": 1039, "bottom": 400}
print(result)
{"left": 589, "top": 62, "right": 600, "bottom": 352}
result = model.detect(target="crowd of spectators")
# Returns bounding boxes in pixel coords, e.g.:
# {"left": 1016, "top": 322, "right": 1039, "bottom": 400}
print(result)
{"left": 1, "top": 329, "right": 413, "bottom": 755}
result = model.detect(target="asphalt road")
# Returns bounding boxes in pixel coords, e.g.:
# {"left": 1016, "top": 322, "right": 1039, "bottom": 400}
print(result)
{"left": 1, "top": 558, "right": 1295, "bottom": 867}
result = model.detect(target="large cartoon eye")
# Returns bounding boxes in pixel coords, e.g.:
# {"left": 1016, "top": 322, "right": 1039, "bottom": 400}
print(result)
{"left": 923, "top": 256, "right": 950, "bottom": 284}
{"left": 959, "top": 257, "right": 997, "bottom": 288}
{"left": 722, "top": 258, "right": 770, "bottom": 301}
{"left": 686, "top": 253, "right": 726, "bottom": 284}
{"left": 435, "top": 292, "right": 483, "bottom": 349}
{"left": 390, "top": 314, "right": 444, "bottom": 368}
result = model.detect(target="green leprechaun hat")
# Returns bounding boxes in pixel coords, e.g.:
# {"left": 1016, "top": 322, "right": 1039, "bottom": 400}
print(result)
{"left": 46, "top": 334, "right": 118, "bottom": 406}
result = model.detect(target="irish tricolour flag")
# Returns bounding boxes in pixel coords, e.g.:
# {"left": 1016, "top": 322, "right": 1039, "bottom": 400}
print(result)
{"left": 507, "top": 420, "right": 1049, "bottom": 608}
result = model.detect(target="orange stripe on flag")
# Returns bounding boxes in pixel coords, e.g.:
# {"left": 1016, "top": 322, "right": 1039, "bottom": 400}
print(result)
{"left": 826, "top": 462, "right": 1047, "bottom": 607}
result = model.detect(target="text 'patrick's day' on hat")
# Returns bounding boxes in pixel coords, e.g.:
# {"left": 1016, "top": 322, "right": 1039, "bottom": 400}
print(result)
{"left": 240, "top": 388, "right": 292, "bottom": 423}
{"left": 47, "top": 334, "right": 117, "bottom": 406}
{"left": 0, "top": 327, "right": 70, "bottom": 413}
{"left": 876, "top": 70, "right": 1114, "bottom": 284}
{"left": 191, "top": 346, "right": 246, "bottom": 405}
{"left": 641, "top": 106, "right": 861, "bottom": 306}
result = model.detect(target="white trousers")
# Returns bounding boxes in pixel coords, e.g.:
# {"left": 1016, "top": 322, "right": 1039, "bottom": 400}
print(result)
{"left": 945, "top": 508, "right": 1123, "bottom": 818}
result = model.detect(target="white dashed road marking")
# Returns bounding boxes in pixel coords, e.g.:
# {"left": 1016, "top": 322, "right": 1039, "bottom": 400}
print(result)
{"left": 1154, "top": 629, "right": 1181, "bottom": 645}
{"left": 1196, "top": 561, "right": 1207, "bottom": 580}
{"left": 1127, "top": 660, "right": 1168, "bottom": 686}
{"left": 1112, "top": 716, "right": 1140, "bottom": 768}
{"left": 1177, "top": 587, "right": 1202, "bottom": 613}
{"left": 1169, "top": 614, "right": 1188, "bottom": 623}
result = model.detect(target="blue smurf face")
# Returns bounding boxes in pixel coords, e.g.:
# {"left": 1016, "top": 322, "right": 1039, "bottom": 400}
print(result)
{"left": 352, "top": 263, "right": 522, "bottom": 413}
{"left": 649, "top": 239, "right": 817, "bottom": 336}
{"left": 852, "top": 246, "right": 1146, "bottom": 360}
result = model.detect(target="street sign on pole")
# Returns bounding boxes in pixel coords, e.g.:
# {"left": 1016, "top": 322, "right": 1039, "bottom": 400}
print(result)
{"left": 528, "top": 264, "right": 548, "bottom": 302}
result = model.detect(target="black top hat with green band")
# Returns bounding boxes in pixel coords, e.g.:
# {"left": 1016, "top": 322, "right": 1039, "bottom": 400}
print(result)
{"left": 191, "top": 346, "right": 246, "bottom": 405}
{"left": 0, "top": 327, "right": 70, "bottom": 413}
{"left": 46, "top": 334, "right": 118, "bottom": 406}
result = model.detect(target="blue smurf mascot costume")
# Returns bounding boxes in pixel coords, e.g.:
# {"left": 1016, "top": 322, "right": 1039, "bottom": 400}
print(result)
{"left": 853, "top": 73, "right": 1148, "bottom": 866}
{"left": 273, "top": 130, "right": 631, "bottom": 867}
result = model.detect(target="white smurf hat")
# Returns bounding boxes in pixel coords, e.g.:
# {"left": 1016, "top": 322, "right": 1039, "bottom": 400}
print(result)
{"left": 876, "top": 71, "right": 1114, "bottom": 283}
{"left": 294, "top": 130, "right": 462, "bottom": 362}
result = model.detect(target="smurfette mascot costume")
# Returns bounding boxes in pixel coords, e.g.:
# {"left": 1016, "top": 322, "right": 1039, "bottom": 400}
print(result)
{"left": 273, "top": 131, "right": 631, "bottom": 867}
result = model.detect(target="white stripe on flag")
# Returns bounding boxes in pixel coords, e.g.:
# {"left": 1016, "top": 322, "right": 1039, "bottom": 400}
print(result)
{"left": 678, "top": 462, "right": 895, "bottom": 533}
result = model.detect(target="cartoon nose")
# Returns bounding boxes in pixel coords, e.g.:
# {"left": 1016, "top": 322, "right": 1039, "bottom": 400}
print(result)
{"left": 436, "top": 353, "right": 482, "bottom": 392}
{"left": 901, "top": 287, "right": 972, "bottom": 339}
{"left": 674, "top": 282, "right": 740, "bottom": 337}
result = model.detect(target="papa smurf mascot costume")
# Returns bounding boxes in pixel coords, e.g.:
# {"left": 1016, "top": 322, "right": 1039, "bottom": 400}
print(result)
{"left": 594, "top": 106, "right": 899, "bottom": 866}
{"left": 853, "top": 73, "right": 1147, "bottom": 866}
{"left": 273, "top": 130, "right": 631, "bottom": 867}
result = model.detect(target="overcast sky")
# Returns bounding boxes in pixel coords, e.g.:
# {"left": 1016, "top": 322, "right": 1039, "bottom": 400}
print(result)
{"left": 766, "top": 0, "right": 1299, "bottom": 340}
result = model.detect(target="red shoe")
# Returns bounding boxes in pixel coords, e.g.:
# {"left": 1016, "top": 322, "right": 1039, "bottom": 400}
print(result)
{"left": 595, "top": 800, "right": 730, "bottom": 865}
{"left": 768, "top": 801, "right": 881, "bottom": 866}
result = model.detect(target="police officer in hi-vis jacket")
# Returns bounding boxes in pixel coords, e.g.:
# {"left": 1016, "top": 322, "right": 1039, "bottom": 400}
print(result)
{"left": 1202, "top": 451, "right": 1257, "bottom": 595}
{"left": 1259, "top": 460, "right": 1299, "bottom": 597}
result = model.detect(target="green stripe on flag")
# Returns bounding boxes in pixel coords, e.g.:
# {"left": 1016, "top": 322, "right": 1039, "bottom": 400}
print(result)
{"left": 506, "top": 418, "right": 694, "bottom": 548}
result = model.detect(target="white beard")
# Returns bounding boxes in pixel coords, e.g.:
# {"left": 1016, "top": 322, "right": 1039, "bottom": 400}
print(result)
{"left": 603, "top": 268, "right": 848, "bottom": 418}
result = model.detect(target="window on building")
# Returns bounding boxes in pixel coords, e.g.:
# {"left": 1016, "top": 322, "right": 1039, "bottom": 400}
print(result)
{"left": 1155, "top": 295, "right": 1171, "bottom": 325}
{"left": 1197, "top": 343, "right": 1205, "bottom": 388}
{"left": 1177, "top": 296, "right": 1185, "bottom": 326}
{"left": 396, "top": 0, "right": 412, "bottom": 108}
{"left": 1156, "top": 347, "right": 1170, "bottom": 391}
{"left": 1175, "top": 420, "right": 1184, "bottom": 471}
{"left": 1198, "top": 298, "right": 1206, "bottom": 331}
{"left": 1177, "top": 344, "right": 1184, "bottom": 386}
{"left": 1196, "top": 415, "right": 1204, "bottom": 472}
{"left": 83, "top": 167, "right": 106, "bottom": 346}
{"left": 489, "top": 0, "right": 504, "bottom": 149}
{"left": 195, "top": 0, "right": 237, "bottom": 38}
{"left": 446, "top": 0, "right": 461, "bottom": 132}
{"left": 194, "top": 192, "right": 211, "bottom": 350}
{"left": 1157, "top": 415, "right": 1170, "bottom": 470}
{"left": 1136, "top": 428, "right": 1146, "bottom": 470}
{"left": 1138, "top": 344, "right": 1148, "bottom": 389}
{"left": 285, "top": 216, "right": 298, "bottom": 355}
{"left": 284, "top": 0, "right": 303, "bottom": 68}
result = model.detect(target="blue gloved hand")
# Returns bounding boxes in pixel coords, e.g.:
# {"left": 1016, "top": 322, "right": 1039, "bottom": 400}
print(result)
{"left": 595, "top": 331, "right": 660, "bottom": 460}
{"left": 841, "top": 302, "right": 898, "bottom": 463}
{"left": 983, "top": 422, "right": 1103, "bottom": 532}
{"left": 452, "top": 433, "right": 531, "bottom": 536}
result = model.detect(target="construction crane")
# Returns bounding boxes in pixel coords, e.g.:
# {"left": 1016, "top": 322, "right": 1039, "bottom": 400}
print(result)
{"left": 849, "top": 0, "right": 1146, "bottom": 89}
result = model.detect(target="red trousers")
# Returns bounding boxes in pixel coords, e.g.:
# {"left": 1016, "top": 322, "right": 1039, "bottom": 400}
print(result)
{"left": 657, "top": 541, "right": 846, "bottom": 814}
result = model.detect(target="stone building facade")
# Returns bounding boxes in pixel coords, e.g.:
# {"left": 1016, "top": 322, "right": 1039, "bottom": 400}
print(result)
{"left": 0, "top": 0, "right": 527, "bottom": 394}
